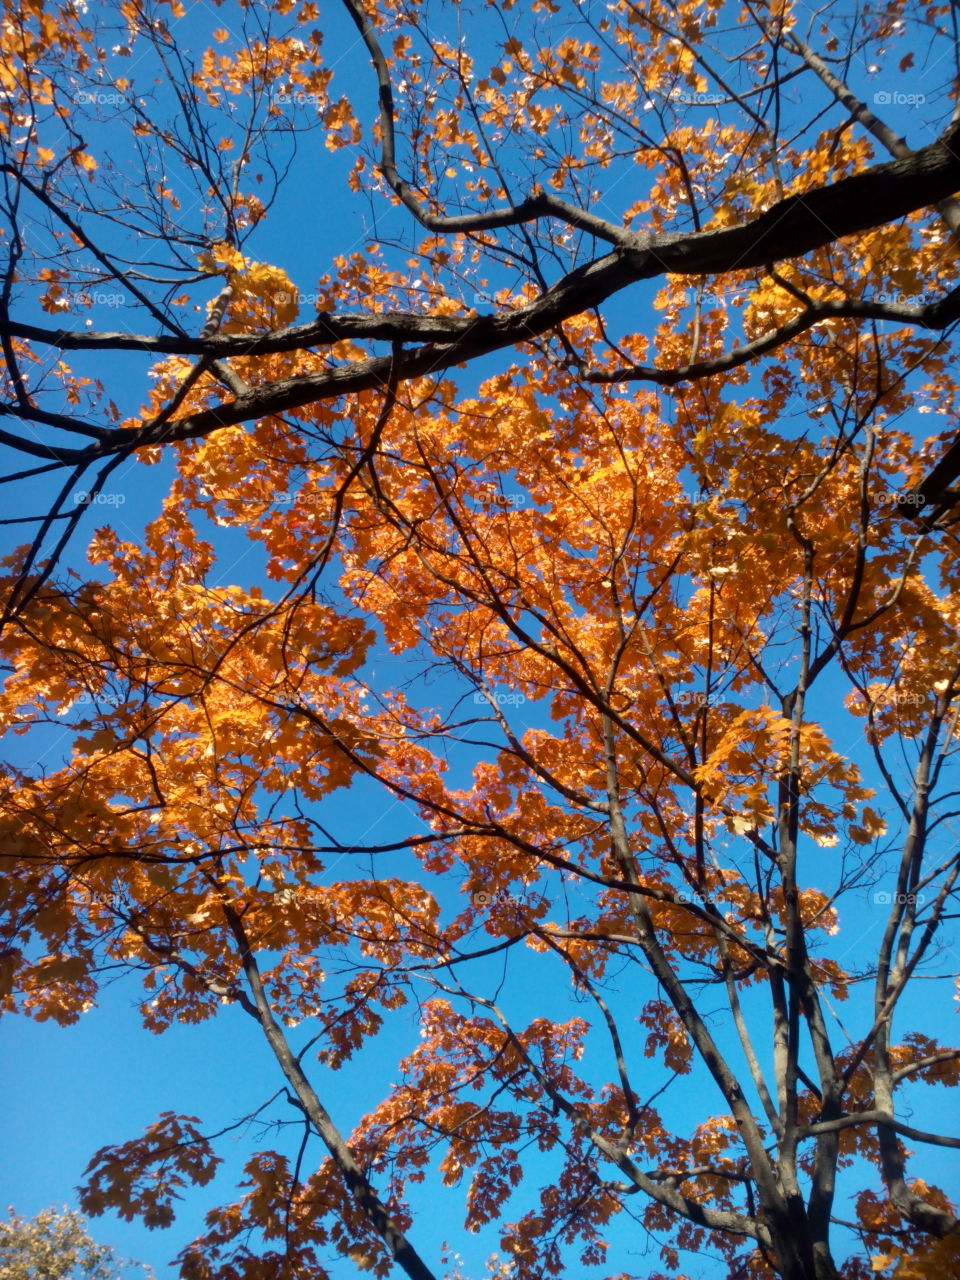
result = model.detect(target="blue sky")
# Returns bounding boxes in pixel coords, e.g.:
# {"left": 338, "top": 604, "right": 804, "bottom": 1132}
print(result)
{"left": 1, "top": 1, "right": 959, "bottom": 1278}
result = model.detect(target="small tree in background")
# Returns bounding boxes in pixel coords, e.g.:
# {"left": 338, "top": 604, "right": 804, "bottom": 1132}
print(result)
{"left": 0, "top": 1206, "right": 148, "bottom": 1280}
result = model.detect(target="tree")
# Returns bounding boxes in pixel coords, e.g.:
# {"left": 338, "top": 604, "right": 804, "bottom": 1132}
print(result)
{"left": 0, "top": 1206, "right": 143, "bottom": 1280}
{"left": 0, "top": 1, "right": 958, "bottom": 1279}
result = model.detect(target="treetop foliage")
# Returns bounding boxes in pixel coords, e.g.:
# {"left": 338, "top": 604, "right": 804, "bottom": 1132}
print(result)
{"left": 0, "top": 1205, "right": 145, "bottom": 1280}
{"left": 0, "top": 1, "right": 959, "bottom": 1279}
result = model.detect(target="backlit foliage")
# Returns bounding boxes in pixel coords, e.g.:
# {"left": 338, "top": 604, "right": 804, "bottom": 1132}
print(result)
{"left": 0, "top": 2, "right": 959, "bottom": 1280}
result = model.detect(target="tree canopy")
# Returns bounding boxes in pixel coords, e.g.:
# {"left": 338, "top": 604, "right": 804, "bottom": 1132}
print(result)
{"left": 0, "top": 1206, "right": 141, "bottom": 1280}
{"left": 1, "top": 2, "right": 959, "bottom": 1279}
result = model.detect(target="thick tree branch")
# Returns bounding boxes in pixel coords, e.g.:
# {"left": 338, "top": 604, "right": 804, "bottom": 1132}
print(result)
{"left": 2, "top": 119, "right": 959, "bottom": 466}
{"left": 800, "top": 1112, "right": 960, "bottom": 1149}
